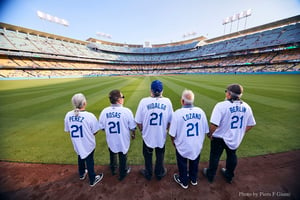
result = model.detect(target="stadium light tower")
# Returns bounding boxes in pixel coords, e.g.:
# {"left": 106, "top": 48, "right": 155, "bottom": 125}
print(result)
{"left": 96, "top": 32, "right": 112, "bottom": 39}
{"left": 182, "top": 31, "right": 197, "bottom": 39}
{"left": 37, "top": 10, "right": 69, "bottom": 27}
{"left": 222, "top": 9, "right": 252, "bottom": 34}
{"left": 222, "top": 17, "right": 230, "bottom": 34}
{"left": 244, "top": 9, "right": 252, "bottom": 29}
{"left": 237, "top": 11, "right": 245, "bottom": 31}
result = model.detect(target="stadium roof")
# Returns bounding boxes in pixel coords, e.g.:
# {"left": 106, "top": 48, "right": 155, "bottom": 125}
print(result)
{"left": 1, "top": 15, "right": 299, "bottom": 48}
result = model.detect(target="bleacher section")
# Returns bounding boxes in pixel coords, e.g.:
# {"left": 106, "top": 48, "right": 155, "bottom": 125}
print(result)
{"left": 0, "top": 15, "right": 299, "bottom": 78}
{"left": 88, "top": 41, "right": 200, "bottom": 54}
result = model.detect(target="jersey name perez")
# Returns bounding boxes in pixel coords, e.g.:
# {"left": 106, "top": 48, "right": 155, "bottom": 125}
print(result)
{"left": 69, "top": 116, "right": 85, "bottom": 123}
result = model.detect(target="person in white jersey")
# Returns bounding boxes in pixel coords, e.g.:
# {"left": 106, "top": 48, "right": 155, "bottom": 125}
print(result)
{"left": 99, "top": 90, "right": 136, "bottom": 181}
{"left": 64, "top": 93, "right": 103, "bottom": 187}
{"left": 203, "top": 84, "right": 256, "bottom": 184}
{"left": 169, "top": 89, "right": 209, "bottom": 189}
{"left": 135, "top": 80, "right": 173, "bottom": 180}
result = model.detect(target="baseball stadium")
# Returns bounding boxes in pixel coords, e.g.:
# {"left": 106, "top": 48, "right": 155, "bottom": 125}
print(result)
{"left": 0, "top": 1, "right": 299, "bottom": 200}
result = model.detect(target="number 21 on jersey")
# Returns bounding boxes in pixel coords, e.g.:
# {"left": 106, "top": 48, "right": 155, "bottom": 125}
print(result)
{"left": 231, "top": 115, "right": 244, "bottom": 129}
{"left": 150, "top": 112, "right": 162, "bottom": 126}
{"left": 187, "top": 122, "right": 199, "bottom": 137}
{"left": 71, "top": 125, "right": 83, "bottom": 138}
{"left": 108, "top": 121, "right": 120, "bottom": 134}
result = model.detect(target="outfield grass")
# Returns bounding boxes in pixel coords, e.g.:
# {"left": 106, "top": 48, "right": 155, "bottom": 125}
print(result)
{"left": 0, "top": 74, "right": 299, "bottom": 165}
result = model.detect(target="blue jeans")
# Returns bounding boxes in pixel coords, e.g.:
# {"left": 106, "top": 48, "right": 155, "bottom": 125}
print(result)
{"left": 206, "top": 137, "right": 237, "bottom": 181}
{"left": 78, "top": 150, "right": 96, "bottom": 185}
{"left": 176, "top": 150, "right": 200, "bottom": 186}
{"left": 142, "top": 141, "right": 166, "bottom": 179}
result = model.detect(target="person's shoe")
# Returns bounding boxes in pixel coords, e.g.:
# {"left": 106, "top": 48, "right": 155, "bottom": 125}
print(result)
{"left": 190, "top": 180, "right": 198, "bottom": 186}
{"left": 173, "top": 174, "right": 188, "bottom": 189}
{"left": 140, "top": 169, "right": 151, "bottom": 180}
{"left": 119, "top": 167, "right": 131, "bottom": 181}
{"left": 156, "top": 168, "right": 167, "bottom": 180}
{"left": 221, "top": 168, "right": 232, "bottom": 184}
{"left": 79, "top": 169, "right": 88, "bottom": 180}
{"left": 90, "top": 173, "right": 104, "bottom": 187}
{"left": 202, "top": 168, "right": 213, "bottom": 183}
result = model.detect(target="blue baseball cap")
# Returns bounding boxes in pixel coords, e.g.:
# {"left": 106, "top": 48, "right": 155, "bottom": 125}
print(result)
{"left": 151, "top": 80, "right": 163, "bottom": 94}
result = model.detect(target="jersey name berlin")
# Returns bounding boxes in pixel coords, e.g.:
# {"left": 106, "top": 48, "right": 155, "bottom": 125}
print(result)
{"left": 229, "top": 106, "right": 246, "bottom": 113}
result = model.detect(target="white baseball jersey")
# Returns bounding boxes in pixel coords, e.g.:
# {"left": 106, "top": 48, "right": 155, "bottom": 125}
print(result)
{"left": 64, "top": 110, "right": 100, "bottom": 159}
{"left": 210, "top": 100, "right": 256, "bottom": 150}
{"left": 99, "top": 104, "right": 136, "bottom": 154}
{"left": 169, "top": 105, "right": 209, "bottom": 160}
{"left": 135, "top": 96, "right": 173, "bottom": 148}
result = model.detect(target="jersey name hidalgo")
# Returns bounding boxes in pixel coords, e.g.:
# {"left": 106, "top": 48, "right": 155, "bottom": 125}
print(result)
{"left": 99, "top": 105, "right": 136, "bottom": 154}
{"left": 169, "top": 106, "right": 209, "bottom": 160}
{"left": 64, "top": 111, "right": 100, "bottom": 159}
{"left": 210, "top": 100, "right": 256, "bottom": 150}
{"left": 135, "top": 97, "right": 173, "bottom": 148}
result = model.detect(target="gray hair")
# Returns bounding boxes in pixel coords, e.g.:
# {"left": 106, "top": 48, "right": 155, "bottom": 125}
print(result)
{"left": 71, "top": 93, "right": 86, "bottom": 116}
{"left": 182, "top": 89, "right": 194, "bottom": 105}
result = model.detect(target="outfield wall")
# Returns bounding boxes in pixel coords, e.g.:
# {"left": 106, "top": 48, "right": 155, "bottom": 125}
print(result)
{"left": 0, "top": 71, "right": 299, "bottom": 81}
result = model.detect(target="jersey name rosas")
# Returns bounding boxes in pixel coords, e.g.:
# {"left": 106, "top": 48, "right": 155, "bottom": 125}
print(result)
{"left": 147, "top": 102, "right": 166, "bottom": 110}
{"left": 182, "top": 113, "right": 201, "bottom": 121}
{"left": 229, "top": 106, "right": 246, "bottom": 113}
{"left": 106, "top": 112, "right": 121, "bottom": 118}
{"left": 69, "top": 116, "right": 85, "bottom": 122}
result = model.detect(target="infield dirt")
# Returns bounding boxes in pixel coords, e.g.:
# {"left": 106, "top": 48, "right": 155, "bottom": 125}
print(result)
{"left": 0, "top": 150, "right": 299, "bottom": 200}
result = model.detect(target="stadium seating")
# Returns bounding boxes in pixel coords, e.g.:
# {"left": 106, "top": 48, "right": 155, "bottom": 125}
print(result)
{"left": 0, "top": 16, "right": 299, "bottom": 78}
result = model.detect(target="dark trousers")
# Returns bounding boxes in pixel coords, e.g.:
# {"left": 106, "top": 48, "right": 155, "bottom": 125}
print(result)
{"left": 78, "top": 150, "right": 96, "bottom": 185}
{"left": 207, "top": 137, "right": 237, "bottom": 180}
{"left": 109, "top": 148, "right": 128, "bottom": 178}
{"left": 176, "top": 150, "right": 200, "bottom": 186}
{"left": 143, "top": 141, "right": 166, "bottom": 179}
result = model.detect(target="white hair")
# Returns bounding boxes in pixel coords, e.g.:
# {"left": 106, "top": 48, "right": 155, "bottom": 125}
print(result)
{"left": 71, "top": 93, "right": 86, "bottom": 116}
{"left": 182, "top": 89, "right": 194, "bottom": 105}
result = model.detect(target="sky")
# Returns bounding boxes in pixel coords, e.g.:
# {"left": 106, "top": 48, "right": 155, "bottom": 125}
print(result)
{"left": 0, "top": 0, "right": 299, "bottom": 45}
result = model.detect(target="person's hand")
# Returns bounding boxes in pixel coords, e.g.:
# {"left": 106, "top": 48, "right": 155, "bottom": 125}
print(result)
{"left": 131, "top": 133, "right": 136, "bottom": 140}
{"left": 207, "top": 133, "right": 213, "bottom": 140}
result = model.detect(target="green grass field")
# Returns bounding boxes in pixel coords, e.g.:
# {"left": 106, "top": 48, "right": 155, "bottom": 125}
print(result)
{"left": 0, "top": 74, "right": 299, "bottom": 165}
